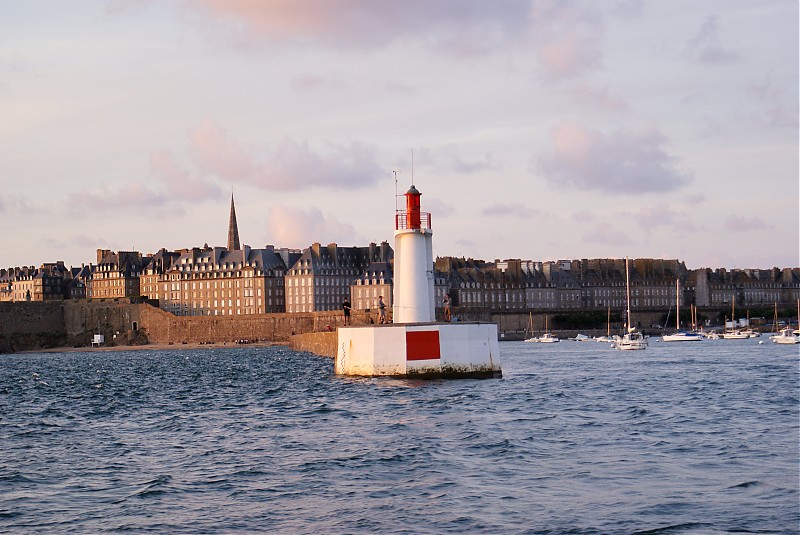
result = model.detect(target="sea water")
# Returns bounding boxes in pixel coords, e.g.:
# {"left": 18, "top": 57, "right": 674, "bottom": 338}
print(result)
{"left": 1, "top": 340, "right": 797, "bottom": 534}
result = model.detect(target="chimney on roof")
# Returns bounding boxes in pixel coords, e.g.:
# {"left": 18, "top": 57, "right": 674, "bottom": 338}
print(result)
{"left": 227, "top": 193, "right": 241, "bottom": 251}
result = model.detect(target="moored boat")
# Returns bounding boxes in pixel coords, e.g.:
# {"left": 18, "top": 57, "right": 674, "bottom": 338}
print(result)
{"left": 614, "top": 257, "right": 647, "bottom": 351}
{"left": 772, "top": 327, "right": 799, "bottom": 344}
{"left": 662, "top": 279, "right": 702, "bottom": 342}
{"left": 663, "top": 330, "right": 704, "bottom": 342}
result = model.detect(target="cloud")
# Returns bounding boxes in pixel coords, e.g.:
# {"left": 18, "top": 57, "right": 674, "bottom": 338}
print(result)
{"left": 686, "top": 15, "right": 740, "bottom": 64}
{"left": 631, "top": 204, "right": 697, "bottom": 234}
{"left": 188, "top": 120, "right": 255, "bottom": 181}
{"left": 150, "top": 149, "right": 222, "bottom": 201}
{"left": 406, "top": 145, "right": 496, "bottom": 176}
{"left": 187, "top": 121, "right": 384, "bottom": 191}
{"left": 191, "top": 0, "right": 531, "bottom": 55}
{"left": 569, "top": 83, "right": 628, "bottom": 114}
{"left": 572, "top": 210, "right": 595, "bottom": 222}
{"left": 482, "top": 202, "right": 539, "bottom": 219}
{"left": 67, "top": 181, "right": 170, "bottom": 213}
{"left": 536, "top": 123, "right": 693, "bottom": 194}
{"left": 254, "top": 139, "right": 384, "bottom": 190}
{"left": 291, "top": 72, "right": 345, "bottom": 91}
{"left": 749, "top": 72, "right": 799, "bottom": 129}
{"left": 265, "top": 204, "right": 361, "bottom": 248}
{"left": 0, "top": 194, "right": 43, "bottom": 215}
{"left": 530, "top": 2, "right": 605, "bottom": 79}
{"left": 725, "top": 215, "right": 772, "bottom": 232}
{"left": 425, "top": 198, "right": 455, "bottom": 218}
{"left": 582, "top": 223, "right": 633, "bottom": 246}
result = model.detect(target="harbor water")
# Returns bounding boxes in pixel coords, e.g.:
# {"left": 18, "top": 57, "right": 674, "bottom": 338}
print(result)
{"left": 1, "top": 339, "right": 798, "bottom": 533}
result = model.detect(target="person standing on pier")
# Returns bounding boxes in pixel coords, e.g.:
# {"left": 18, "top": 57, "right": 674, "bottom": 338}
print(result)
{"left": 342, "top": 298, "right": 352, "bottom": 325}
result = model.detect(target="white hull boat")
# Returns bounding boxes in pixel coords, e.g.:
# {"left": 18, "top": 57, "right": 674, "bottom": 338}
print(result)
{"left": 772, "top": 327, "right": 799, "bottom": 344}
{"left": 616, "top": 257, "right": 647, "bottom": 351}
{"left": 662, "top": 331, "right": 704, "bottom": 342}
{"left": 614, "top": 331, "right": 647, "bottom": 350}
{"left": 662, "top": 279, "right": 702, "bottom": 342}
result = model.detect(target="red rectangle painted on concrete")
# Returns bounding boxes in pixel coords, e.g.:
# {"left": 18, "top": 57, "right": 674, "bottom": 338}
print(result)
{"left": 406, "top": 330, "right": 441, "bottom": 361}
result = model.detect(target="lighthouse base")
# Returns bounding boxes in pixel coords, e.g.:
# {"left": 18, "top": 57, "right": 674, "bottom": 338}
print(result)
{"left": 335, "top": 322, "right": 502, "bottom": 379}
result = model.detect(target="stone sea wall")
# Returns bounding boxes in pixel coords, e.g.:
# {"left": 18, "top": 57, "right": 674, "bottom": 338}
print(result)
{"left": 289, "top": 332, "right": 337, "bottom": 358}
{"left": 0, "top": 300, "right": 359, "bottom": 353}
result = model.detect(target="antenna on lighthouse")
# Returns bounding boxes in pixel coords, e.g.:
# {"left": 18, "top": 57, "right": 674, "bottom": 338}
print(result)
{"left": 392, "top": 169, "right": 400, "bottom": 212}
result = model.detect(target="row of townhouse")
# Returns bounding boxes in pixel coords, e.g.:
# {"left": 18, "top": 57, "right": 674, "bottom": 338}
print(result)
{"left": 439, "top": 257, "right": 800, "bottom": 312}
{"left": 3, "top": 250, "right": 799, "bottom": 316}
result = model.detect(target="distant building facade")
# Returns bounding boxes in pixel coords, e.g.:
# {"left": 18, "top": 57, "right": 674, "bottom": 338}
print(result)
{"left": 139, "top": 245, "right": 300, "bottom": 316}
{"left": 90, "top": 250, "right": 145, "bottom": 299}
{"left": 286, "top": 242, "right": 393, "bottom": 313}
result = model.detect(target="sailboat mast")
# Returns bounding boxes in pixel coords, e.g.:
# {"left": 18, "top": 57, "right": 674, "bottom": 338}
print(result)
{"left": 626, "top": 257, "right": 632, "bottom": 333}
{"left": 675, "top": 279, "right": 680, "bottom": 330}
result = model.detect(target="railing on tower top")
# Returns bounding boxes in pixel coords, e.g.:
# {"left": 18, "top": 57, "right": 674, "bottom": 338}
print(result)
{"left": 395, "top": 211, "right": 432, "bottom": 231}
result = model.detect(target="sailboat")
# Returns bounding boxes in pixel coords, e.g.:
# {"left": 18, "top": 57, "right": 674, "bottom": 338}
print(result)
{"left": 537, "top": 315, "right": 559, "bottom": 343}
{"left": 524, "top": 312, "right": 537, "bottom": 342}
{"left": 595, "top": 305, "right": 615, "bottom": 342}
{"left": 614, "top": 257, "right": 647, "bottom": 350}
{"left": 722, "top": 296, "right": 749, "bottom": 339}
{"left": 662, "top": 279, "right": 702, "bottom": 342}
{"left": 524, "top": 312, "right": 559, "bottom": 343}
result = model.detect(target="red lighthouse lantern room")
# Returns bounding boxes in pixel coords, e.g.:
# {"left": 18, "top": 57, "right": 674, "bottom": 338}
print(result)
{"left": 405, "top": 184, "right": 421, "bottom": 229}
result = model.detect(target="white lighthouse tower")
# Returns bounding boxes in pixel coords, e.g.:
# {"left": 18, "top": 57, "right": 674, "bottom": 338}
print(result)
{"left": 335, "top": 184, "right": 501, "bottom": 378}
{"left": 393, "top": 185, "right": 435, "bottom": 323}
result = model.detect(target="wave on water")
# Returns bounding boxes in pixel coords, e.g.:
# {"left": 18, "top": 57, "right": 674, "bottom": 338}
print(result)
{"left": 0, "top": 343, "right": 797, "bottom": 533}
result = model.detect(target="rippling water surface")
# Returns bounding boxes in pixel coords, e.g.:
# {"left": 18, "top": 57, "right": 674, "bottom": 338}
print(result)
{"left": 1, "top": 340, "right": 798, "bottom": 533}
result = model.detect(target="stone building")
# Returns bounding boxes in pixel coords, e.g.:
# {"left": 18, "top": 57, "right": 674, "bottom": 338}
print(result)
{"left": 67, "top": 264, "right": 94, "bottom": 300}
{"left": 90, "top": 250, "right": 145, "bottom": 299}
{"left": 149, "top": 245, "right": 298, "bottom": 316}
{"left": 5, "top": 262, "right": 72, "bottom": 302}
{"left": 691, "top": 267, "right": 800, "bottom": 307}
{"left": 352, "top": 260, "right": 393, "bottom": 313}
{"left": 286, "top": 242, "right": 392, "bottom": 313}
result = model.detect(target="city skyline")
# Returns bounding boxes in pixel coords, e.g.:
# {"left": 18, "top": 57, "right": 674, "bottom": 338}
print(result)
{"left": 1, "top": 1, "right": 797, "bottom": 270}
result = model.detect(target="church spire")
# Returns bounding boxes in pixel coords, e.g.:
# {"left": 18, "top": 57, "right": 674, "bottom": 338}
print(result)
{"left": 227, "top": 193, "right": 240, "bottom": 251}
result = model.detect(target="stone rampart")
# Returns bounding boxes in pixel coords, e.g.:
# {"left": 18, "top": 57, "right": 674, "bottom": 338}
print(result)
{"left": 0, "top": 302, "right": 66, "bottom": 353}
{"left": 289, "top": 332, "right": 337, "bottom": 358}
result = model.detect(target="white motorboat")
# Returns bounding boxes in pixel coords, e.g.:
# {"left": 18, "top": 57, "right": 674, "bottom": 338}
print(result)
{"left": 571, "top": 334, "right": 591, "bottom": 342}
{"left": 537, "top": 332, "right": 559, "bottom": 343}
{"left": 722, "top": 330, "right": 750, "bottom": 339}
{"left": 614, "top": 331, "right": 647, "bottom": 350}
{"left": 772, "top": 327, "right": 799, "bottom": 344}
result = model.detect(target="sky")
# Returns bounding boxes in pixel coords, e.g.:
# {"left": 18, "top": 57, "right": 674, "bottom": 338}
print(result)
{"left": 1, "top": 0, "right": 797, "bottom": 271}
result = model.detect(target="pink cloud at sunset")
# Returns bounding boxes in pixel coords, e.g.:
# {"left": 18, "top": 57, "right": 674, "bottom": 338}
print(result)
{"left": 150, "top": 149, "right": 221, "bottom": 201}
{"left": 265, "top": 204, "right": 361, "bottom": 248}
{"left": 67, "top": 181, "right": 170, "bottom": 213}
{"left": 192, "top": 0, "right": 531, "bottom": 53}
{"left": 536, "top": 123, "right": 693, "bottom": 194}
{"left": 184, "top": 120, "right": 383, "bottom": 191}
